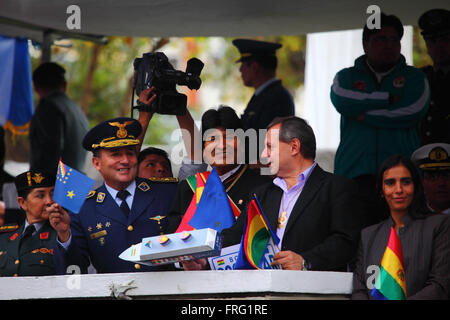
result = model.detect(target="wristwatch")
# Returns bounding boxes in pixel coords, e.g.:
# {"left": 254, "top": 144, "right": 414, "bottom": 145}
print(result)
{"left": 302, "top": 258, "right": 310, "bottom": 271}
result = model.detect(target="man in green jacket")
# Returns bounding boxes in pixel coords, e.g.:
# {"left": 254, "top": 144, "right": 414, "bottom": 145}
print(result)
{"left": 330, "top": 13, "right": 430, "bottom": 226}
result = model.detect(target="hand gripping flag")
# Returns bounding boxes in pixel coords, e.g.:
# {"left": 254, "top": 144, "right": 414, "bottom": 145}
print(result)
{"left": 53, "top": 160, "right": 95, "bottom": 213}
{"left": 371, "top": 227, "right": 407, "bottom": 300}
{"left": 187, "top": 167, "right": 235, "bottom": 233}
{"left": 234, "top": 196, "right": 280, "bottom": 270}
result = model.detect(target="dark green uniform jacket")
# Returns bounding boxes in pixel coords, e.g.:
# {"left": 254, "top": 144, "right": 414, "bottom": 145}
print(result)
{"left": 0, "top": 221, "right": 57, "bottom": 277}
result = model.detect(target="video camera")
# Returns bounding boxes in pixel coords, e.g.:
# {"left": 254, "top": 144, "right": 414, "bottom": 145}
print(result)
{"left": 133, "top": 52, "right": 204, "bottom": 115}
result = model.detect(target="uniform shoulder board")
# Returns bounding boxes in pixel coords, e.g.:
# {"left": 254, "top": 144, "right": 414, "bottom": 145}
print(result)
{"left": 0, "top": 224, "right": 19, "bottom": 233}
{"left": 86, "top": 190, "right": 96, "bottom": 199}
{"left": 147, "top": 177, "right": 179, "bottom": 183}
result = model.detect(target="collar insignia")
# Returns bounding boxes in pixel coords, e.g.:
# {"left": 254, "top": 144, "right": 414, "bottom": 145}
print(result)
{"left": 97, "top": 192, "right": 106, "bottom": 203}
{"left": 138, "top": 182, "right": 150, "bottom": 192}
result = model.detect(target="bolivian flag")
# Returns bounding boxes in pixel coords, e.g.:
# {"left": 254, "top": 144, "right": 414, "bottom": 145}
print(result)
{"left": 176, "top": 168, "right": 241, "bottom": 232}
{"left": 176, "top": 171, "right": 208, "bottom": 232}
{"left": 371, "top": 227, "right": 407, "bottom": 300}
{"left": 234, "top": 196, "right": 279, "bottom": 270}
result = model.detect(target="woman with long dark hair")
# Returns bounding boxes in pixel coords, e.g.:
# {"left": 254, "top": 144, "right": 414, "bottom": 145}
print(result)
{"left": 352, "top": 155, "right": 450, "bottom": 299}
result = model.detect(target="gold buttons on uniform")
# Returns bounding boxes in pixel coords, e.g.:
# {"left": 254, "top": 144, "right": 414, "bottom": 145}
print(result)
{"left": 134, "top": 264, "right": 140, "bottom": 270}
{"left": 14, "top": 259, "right": 20, "bottom": 265}
{"left": 40, "top": 260, "right": 45, "bottom": 265}
{"left": 127, "top": 225, "right": 133, "bottom": 232}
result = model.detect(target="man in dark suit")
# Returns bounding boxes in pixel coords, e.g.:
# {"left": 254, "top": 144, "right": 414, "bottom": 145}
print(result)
{"left": 184, "top": 116, "right": 364, "bottom": 271}
{"left": 48, "top": 117, "right": 178, "bottom": 274}
{"left": 222, "top": 116, "right": 364, "bottom": 271}
{"left": 232, "top": 39, "right": 295, "bottom": 131}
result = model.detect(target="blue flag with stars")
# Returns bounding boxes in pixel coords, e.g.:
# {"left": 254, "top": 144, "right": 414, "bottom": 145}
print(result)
{"left": 188, "top": 167, "right": 235, "bottom": 233}
{"left": 53, "top": 160, "right": 95, "bottom": 213}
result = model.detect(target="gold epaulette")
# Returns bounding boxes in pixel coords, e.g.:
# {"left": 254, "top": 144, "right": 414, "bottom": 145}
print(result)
{"left": 86, "top": 190, "right": 96, "bottom": 199}
{"left": 147, "top": 177, "right": 179, "bottom": 183}
{"left": 0, "top": 224, "right": 19, "bottom": 233}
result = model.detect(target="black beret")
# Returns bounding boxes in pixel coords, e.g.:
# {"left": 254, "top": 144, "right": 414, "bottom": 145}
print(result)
{"left": 82, "top": 117, "right": 142, "bottom": 151}
{"left": 14, "top": 170, "right": 56, "bottom": 194}
{"left": 232, "top": 39, "right": 282, "bottom": 63}
{"left": 418, "top": 9, "right": 450, "bottom": 39}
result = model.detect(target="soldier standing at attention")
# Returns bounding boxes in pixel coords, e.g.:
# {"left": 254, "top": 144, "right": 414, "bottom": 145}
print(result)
{"left": 232, "top": 39, "right": 295, "bottom": 131}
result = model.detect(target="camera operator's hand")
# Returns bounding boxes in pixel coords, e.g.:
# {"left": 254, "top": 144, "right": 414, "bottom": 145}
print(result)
{"left": 138, "top": 87, "right": 157, "bottom": 108}
{"left": 136, "top": 86, "right": 158, "bottom": 151}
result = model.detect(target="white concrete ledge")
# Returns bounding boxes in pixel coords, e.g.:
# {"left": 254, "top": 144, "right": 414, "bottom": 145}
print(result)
{"left": 0, "top": 270, "right": 353, "bottom": 300}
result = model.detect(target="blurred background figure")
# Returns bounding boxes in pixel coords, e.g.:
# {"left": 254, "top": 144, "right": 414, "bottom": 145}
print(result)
{"left": 30, "top": 62, "right": 90, "bottom": 173}
{"left": 418, "top": 9, "right": 450, "bottom": 145}
{"left": 232, "top": 39, "right": 295, "bottom": 131}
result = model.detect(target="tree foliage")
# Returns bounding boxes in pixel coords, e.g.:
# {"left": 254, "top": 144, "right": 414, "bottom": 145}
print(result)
{"left": 28, "top": 31, "right": 429, "bottom": 148}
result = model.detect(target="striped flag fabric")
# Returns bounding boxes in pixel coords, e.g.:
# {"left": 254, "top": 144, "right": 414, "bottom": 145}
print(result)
{"left": 234, "top": 196, "right": 280, "bottom": 270}
{"left": 176, "top": 167, "right": 245, "bottom": 234}
{"left": 175, "top": 171, "right": 208, "bottom": 232}
{"left": 371, "top": 227, "right": 407, "bottom": 300}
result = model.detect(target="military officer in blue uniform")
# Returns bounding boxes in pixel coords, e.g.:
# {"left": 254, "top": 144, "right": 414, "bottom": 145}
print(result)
{"left": 0, "top": 170, "right": 57, "bottom": 277}
{"left": 49, "top": 117, "right": 179, "bottom": 274}
{"left": 232, "top": 39, "right": 295, "bottom": 131}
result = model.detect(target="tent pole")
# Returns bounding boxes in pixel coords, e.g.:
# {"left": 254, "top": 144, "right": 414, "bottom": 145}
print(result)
{"left": 41, "top": 30, "right": 52, "bottom": 63}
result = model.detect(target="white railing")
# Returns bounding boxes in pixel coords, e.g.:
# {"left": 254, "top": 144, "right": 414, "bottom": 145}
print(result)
{"left": 0, "top": 270, "right": 353, "bottom": 300}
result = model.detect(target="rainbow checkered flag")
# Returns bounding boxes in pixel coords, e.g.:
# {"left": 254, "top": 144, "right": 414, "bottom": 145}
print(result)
{"left": 53, "top": 160, "right": 95, "bottom": 213}
{"left": 371, "top": 227, "right": 407, "bottom": 300}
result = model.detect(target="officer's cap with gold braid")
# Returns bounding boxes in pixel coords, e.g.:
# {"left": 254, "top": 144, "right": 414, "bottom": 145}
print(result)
{"left": 14, "top": 170, "right": 56, "bottom": 194}
{"left": 82, "top": 117, "right": 142, "bottom": 151}
{"left": 411, "top": 143, "right": 450, "bottom": 171}
{"left": 232, "top": 39, "right": 282, "bottom": 63}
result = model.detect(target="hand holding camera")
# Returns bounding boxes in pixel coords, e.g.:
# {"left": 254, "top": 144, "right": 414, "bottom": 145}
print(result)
{"left": 133, "top": 52, "right": 204, "bottom": 116}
